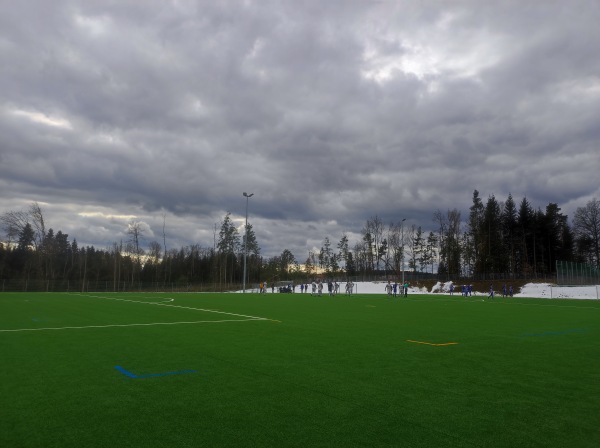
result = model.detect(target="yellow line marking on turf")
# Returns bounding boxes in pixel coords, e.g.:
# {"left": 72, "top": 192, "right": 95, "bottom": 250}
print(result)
{"left": 406, "top": 340, "right": 459, "bottom": 346}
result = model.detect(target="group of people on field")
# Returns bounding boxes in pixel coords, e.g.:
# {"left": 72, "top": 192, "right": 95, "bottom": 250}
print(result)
{"left": 487, "top": 283, "right": 514, "bottom": 298}
{"left": 499, "top": 284, "right": 514, "bottom": 298}
{"left": 448, "top": 282, "right": 514, "bottom": 298}
{"left": 385, "top": 280, "right": 409, "bottom": 297}
{"left": 449, "top": 284, "right": 473, "bottom": 296}
{"left": 302, "top": 280, "right": 354, "bottom": 296}
{"left": 258, "top": 281, "right": 268, "bottom": 293}
{"left": 256, "top": 280, "right": 357, "bottom": 295}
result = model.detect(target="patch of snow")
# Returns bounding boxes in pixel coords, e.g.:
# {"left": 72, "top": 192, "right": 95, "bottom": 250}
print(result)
{"left": 240, "top": 281, "right": 599, "bottom": 300}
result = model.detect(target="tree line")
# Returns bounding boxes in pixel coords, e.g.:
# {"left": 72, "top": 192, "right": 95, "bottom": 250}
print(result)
{"left": 436, "top": 191, "right": 599, "bottom": 280}
{"left": 0, "top": 193, "right": 598, "bottom": 290}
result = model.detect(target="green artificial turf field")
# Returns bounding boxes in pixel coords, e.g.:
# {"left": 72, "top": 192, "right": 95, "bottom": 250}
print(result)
{"left": 1, "top": 291, "right": 599, "bottom": 447}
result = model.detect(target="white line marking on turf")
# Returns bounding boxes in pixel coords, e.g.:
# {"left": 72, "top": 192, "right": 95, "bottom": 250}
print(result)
{"left": 138, "top": 296, "right": 174, "bottom": 303}
{"left": 0, "top": 319, "right": 264, "bottom": 333}
{"left": 75, "top": 293, "right": 271, "bottom": 321}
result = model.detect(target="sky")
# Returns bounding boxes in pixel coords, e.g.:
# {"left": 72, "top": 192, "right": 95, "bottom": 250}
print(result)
{"left": 1, "top": 0, "right": 599, "bottom": 259}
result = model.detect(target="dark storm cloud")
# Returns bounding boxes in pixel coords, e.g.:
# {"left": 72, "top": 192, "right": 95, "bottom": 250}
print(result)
{"left": 1, "top": 0, "right": 599, "bottom": 257}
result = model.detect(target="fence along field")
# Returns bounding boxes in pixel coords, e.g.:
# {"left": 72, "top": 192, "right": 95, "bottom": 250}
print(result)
{"left": 556, "top": 260, "right": 600, "bottom": 285}
{"left": 1, "top": 291, "right": 600, "bottom": 447}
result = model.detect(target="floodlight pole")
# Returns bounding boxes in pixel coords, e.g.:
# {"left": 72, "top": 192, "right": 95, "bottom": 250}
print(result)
{"left": 242, "top": 192, "right": 254, "bottom": 293}
{"left": 401, "top": 218, "right": 406, "bottom": 286}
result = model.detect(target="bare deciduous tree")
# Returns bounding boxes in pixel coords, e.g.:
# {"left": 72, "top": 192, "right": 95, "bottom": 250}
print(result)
{"left": 127, "top": 220, "right": 145, "bottom": 283}
{"left": 0, "top": 202, "right": 46, "bottom": 248}
{"left": 573, "top": 198, "right": 600, "bottom": 268}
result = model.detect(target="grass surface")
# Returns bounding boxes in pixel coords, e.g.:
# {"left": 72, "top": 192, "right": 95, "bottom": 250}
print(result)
{"left": 1, "top": 291, "right": 599, "bottom": 447}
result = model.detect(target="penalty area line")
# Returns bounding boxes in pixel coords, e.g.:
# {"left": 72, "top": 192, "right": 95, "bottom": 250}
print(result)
{"left": 74, "top": 293, "right": 274, "bottom": 321}
{"left": 0, "top": 318, "right": 266, "bottom": 333}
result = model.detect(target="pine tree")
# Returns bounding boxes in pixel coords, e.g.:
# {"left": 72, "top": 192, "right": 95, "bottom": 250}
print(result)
{"left": 409, "top": 226, "right": 424, "bottom": 273}
{"left": 501, "top": 193, "right": 518, "bottom": 277}
{"left": 517, "top": 197, "right": 534, "bottom": 277}
{"left": 481, "top": 195, "right": 503, "bottom": 276}
{"left": 337, "top": 234, "right": 349, "bottom": 274}
{"left": 424, "top": 231, "right": 438, "bottom": 274}
{"left": 217, "top": 213, "right": 240, "bottom": 286}
{"left": 469, "top": 190, "right": 485, "bottom": 276}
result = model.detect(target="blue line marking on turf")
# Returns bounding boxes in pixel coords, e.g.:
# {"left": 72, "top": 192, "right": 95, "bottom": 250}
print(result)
{"left": 115, "top": 365, "right": 139, "bottom": 378}
{"left": 136, "top": 369, "right": 197, "bottom": 378}
{"left": 115, "top": 365, "right": 196, "bottom": 379}
{"left": 522, "top": 329, "right": 586, "bottom": 337}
